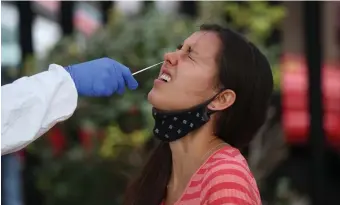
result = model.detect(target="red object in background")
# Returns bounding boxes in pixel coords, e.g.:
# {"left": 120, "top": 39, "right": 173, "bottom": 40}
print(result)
{"left": 281, "top": 54, "right": 340, "bottom": 148}
{"left": 128, "top": 105, "right": 139, "bottom": 115}
{"left": 73, "top": 9, "right": 101, "bottom": 37}
{"left": 48, "top": 126, "right": 66, "bottom": 156}
{"left": 78, "top": 126, "right": 93, "bottom": 153}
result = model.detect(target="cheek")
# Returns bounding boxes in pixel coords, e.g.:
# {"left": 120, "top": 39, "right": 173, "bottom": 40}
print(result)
{"left": 180, "top": 72, "right": 216, "bottom": 97}
{"left": 147, "top": 66, "right": 217, "bottom": 110}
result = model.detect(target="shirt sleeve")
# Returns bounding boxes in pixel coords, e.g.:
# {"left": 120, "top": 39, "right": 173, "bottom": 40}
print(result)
{"left": 1, "top": 64, "right": 78, "bottom": 155}
{"left": 201, "top": 160, "right": 261, "bottom": 205}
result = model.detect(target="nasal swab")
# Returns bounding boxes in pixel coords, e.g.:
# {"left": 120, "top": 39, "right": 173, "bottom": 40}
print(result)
{"left": 132, "top": 61, "right": 164, "bottom": 76}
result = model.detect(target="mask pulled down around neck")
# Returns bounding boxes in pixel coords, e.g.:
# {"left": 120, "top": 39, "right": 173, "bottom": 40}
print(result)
{"left": 152, "top": 95, "right": 218, "bottom": 142}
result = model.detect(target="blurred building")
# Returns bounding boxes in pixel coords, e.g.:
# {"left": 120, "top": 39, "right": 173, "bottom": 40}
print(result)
{"left": 264, "top": 2, "right": 340, "bottom": 204}
{"left": 281, "top": 1, "right": 340, "bottom": 153}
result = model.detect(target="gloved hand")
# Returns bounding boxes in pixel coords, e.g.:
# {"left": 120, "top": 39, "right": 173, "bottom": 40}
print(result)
{"left": 65, "top": 57, "right": 138, "bottom": 97}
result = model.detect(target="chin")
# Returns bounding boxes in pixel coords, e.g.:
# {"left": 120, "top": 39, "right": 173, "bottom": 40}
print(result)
{"left": 148, "top": 87, "right": 192, "bottom": 111}
{"left": 147, "top": 88, "right": 168, "bottom": 110}
{"left": 147, "top": 88, "right": 159, "bottom": 107}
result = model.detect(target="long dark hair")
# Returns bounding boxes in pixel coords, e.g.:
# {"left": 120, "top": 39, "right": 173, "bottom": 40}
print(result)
{"left": 123, "top": 24, "right": 274, "bottom": 205}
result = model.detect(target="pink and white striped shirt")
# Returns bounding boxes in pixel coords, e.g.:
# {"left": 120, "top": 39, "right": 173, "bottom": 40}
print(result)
{"left": 162, "top": 146, "right": 261, "bottom": 205}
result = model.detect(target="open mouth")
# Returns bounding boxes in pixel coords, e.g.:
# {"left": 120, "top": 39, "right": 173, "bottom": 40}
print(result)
{"left": 159, "top": 73, "right": 171, "bottom": 82}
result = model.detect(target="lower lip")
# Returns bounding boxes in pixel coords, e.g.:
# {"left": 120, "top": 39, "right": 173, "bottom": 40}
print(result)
{"left": 154, "top": 79, "right": 167, "bottom": 85}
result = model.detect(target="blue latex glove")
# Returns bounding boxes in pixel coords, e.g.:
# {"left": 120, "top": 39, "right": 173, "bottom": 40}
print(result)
{"left": 65, "top": 57, "right": 138, "bottom": 97}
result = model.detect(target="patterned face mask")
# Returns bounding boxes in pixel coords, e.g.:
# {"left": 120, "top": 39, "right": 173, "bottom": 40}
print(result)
{"left": 151, "top": 94, "right": 219, "bottom": 142}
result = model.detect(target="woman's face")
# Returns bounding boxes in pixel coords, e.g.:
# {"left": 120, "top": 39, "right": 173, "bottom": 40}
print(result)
{"left": 148, "top": 31, "right": 222, "bottom": 111}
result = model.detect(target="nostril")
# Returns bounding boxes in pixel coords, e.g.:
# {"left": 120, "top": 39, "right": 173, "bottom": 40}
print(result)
{"left": 164, "top": 52, "right": 178, "bottom": 66}
{"left": 165, "top": 59, "right": 172, "bottom": 64}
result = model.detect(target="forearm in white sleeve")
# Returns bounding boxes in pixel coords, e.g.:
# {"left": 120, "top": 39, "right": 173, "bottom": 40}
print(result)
{"left": 1, "top": 64, "right": 78, "bottom": 155}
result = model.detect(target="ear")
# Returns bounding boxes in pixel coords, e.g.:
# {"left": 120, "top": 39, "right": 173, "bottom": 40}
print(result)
{"left": 207, "top": 89, "right": 236, "bottom": 111}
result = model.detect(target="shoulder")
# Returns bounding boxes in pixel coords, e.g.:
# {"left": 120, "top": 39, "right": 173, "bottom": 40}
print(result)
{"left": 200, "top": 147, "right": 261, "bottom": 205}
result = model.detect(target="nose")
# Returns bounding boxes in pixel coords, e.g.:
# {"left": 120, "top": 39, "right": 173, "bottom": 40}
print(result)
{"left": 164, "top": 51, "right": 178, "bottom": 67}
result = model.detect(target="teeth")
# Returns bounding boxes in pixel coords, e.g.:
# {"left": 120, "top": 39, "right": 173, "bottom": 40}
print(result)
{"left": 160, "top": 73, "right": 171, "bottom": 82}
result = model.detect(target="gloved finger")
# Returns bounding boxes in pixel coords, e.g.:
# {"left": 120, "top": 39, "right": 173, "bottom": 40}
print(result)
{"left": 110, "top": 75, "right": 119, "bottom": 96}
{"left": 120, "top": 64, "right": 139, "bottom": 90}
{"left": 116, "top": 69, "right": 125, "bottom": 95}
{"left": 109, "top": 63, "right": 126, "bottom": 95}
{"left": 105, "top": 68, "right": 117, "bottom": 96}
{"left": 98, "top": 64, "right": 117, "bottom": 96}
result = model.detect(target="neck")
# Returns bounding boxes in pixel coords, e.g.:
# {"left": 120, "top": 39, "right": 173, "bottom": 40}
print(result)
{"left": 167, "top": 122, "right": 225, "bottom": 190}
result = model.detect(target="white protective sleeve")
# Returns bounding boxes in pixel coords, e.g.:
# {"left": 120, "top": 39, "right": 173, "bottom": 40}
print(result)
{"left": 1, "top": 64, "right": 78, "bottom": 155}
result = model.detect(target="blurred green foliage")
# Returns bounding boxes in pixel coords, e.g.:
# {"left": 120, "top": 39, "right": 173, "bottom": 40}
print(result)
{"left": 199, "top": 1, "right": 284, "bottom": 90}
{"left": 29, "top": 2, "right": 285, "bottom": 205}
{"left": 223, "top": 1, "right": 285, "bottom": 91}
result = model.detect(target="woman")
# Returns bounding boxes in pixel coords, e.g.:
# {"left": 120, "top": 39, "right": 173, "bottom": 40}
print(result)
{"left": 124, "top": 24, "right": 273, "bottom": 205}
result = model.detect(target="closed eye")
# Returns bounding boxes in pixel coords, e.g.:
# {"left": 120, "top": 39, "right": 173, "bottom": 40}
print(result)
{"left": 177, "top": 44, "right": 194, "bottom": 60}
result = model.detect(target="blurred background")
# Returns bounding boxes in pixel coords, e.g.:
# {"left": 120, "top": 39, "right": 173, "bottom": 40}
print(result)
{"left": 1, "top": 1, "right": 339, "bottom": 205}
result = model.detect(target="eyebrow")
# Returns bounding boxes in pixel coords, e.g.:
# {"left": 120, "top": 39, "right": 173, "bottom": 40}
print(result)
{"left": 177, "top": 43, "right": 199, "bottom": 55}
